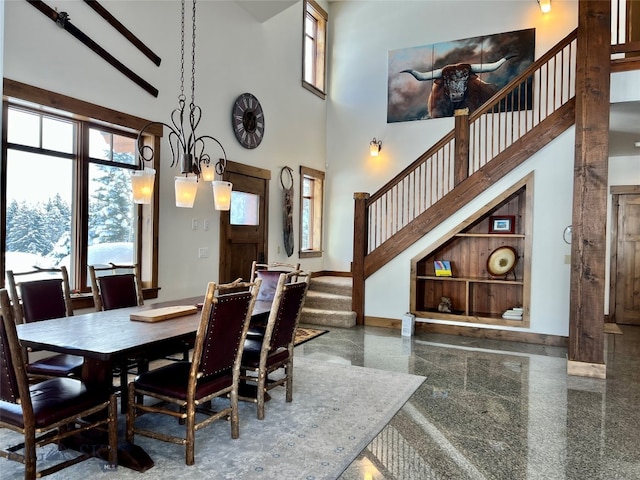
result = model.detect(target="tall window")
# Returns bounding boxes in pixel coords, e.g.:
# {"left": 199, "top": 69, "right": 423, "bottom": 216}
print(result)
{"left": 2, "top": 81, "right": 160, "bottom": 294}
{"left": 299, "top": 166, "right": 324, "bottom": 258}
{"left": 302, "top": 0, "right": 328, "bottom": 99}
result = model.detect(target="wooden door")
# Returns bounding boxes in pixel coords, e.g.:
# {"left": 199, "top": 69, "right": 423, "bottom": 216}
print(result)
{"left": 219, "top": 161, "right": 271, "bottom": 283}
{"left": 611, "top": 191, "right": 640, "bottom": 325}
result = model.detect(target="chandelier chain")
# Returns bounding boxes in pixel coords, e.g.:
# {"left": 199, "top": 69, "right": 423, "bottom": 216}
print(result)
{"left": 191, "top": 0, "right": 197, "bottom": 106}
{"left": 179, "top": 0, "right": 185, "bottom": 100}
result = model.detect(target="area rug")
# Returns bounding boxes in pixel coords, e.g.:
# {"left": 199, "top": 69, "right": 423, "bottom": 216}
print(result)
{"left": 0, "top": 358, "right": 424, "bottom": 480}
{"left": 294, "top": 327, "right": 328, "bottom": 346}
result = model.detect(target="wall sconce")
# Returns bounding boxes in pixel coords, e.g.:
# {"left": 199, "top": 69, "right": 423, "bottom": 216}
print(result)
{"left": 370, "top": 137, "right": 382, "bottom": 156}
{"left": 537, "top": 0, "right": 551, "bottom": 14}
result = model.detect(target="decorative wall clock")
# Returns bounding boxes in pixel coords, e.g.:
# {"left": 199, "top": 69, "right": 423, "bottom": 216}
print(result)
{"left": 232, "top": 93, "right": 265, "bottom": 149}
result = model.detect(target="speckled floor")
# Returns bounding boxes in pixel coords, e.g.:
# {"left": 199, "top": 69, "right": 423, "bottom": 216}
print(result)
{"left": 294, "top": 323, "right": 640, "bottom": 480}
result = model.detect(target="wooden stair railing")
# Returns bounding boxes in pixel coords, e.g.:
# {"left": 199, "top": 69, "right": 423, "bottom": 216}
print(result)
{"left": 352, "top": 29, "right": 579, "bottom": 323}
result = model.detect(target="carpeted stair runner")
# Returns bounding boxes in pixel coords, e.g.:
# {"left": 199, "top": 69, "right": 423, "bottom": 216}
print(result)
{"left": 300, "top": 276, "right": 356, "bottom": 328}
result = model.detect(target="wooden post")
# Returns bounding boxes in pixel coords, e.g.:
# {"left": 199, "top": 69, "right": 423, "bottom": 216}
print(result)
{"left": 568, "top": 0, "right": 611, "bottom": 378}
{"left": 454, "top": 108, "right": 470, "bottom": 186}
{"left": 352, "top": 193, "right": 370, "bottom": 325}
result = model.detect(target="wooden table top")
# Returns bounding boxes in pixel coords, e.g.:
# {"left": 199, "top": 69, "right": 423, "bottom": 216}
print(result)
{"left": 16, "top": 297, "right": 272, "bottom": 362}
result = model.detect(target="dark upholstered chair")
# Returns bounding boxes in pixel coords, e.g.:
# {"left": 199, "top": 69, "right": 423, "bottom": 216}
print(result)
{"left": 0, "top": 289, "right": 118, "bottom": 479}
{"left": 240, "top": 271, "right": 310, "bottom": 420}
{"left": 89, "top": 263, "right": 189, "bottom": 412}
{"left": 249, "top": 261, "right": 300, "bottom": 302}
{"left": 6, "top": 267, "right": 84, "bottom": 380}
{"left": 89, "top": 263, "right": 144, "bottom": 312}
{"left": 126, "top": 278, "right": 261, "bottom": 466}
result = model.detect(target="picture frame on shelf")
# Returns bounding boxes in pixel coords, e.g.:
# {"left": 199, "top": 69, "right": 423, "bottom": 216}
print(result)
{"left": 434, "top": 260, "right": 452, "bottom": 277}
{"left": 488, "top": 215, "right": 515, "bottom": 234}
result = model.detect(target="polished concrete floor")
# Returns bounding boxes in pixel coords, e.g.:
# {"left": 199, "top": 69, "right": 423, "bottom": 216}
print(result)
{"left": 295, "top": 323, "right": 640, "bottom": 480}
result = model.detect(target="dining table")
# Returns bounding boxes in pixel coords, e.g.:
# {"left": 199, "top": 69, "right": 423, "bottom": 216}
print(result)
{"left": 15, "top": 295, "right": 272, "bottom": 472}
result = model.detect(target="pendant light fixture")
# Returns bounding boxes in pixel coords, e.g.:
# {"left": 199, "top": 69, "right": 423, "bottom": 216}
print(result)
{"left": 132, "top": 0, "right": 231, "bottom": 209}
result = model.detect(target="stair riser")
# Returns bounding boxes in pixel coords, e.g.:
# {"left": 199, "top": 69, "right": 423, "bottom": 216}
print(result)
{"left": 303, "top": 295, "right": 352, "bottom": 310}
{"left": 309, "top": 279, "right": 352, "bottom": 297}
{"left": 300, "top": 310, "right": 356, "bottom": 328}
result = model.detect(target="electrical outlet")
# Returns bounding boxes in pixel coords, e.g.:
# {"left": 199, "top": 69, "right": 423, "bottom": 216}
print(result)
{"left": 203, "top": 219, "right": 210, "bottom": 231}
{"left": 564, "top": 255, "right": 571, "bottom": 264}
{"left": 192, "top": 218, "right": 198, "bottom": 231}
{"left": 198, "top": 247, "right": 209, "bottom": 258}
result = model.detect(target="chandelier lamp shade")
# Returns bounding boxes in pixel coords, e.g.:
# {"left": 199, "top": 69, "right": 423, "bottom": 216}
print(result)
{"left": 133, "top": 0, "right": 231, "bottom": 210}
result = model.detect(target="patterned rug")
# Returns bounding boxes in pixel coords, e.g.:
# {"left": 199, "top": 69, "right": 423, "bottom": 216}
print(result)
{"left": 0, "top": 358, "right": 424, "bottom": 480}
{"left": 294, "top": 327, "right": 328, "bottom": 346}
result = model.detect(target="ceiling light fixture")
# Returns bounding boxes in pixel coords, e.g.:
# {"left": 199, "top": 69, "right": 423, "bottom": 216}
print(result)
{"left": 132, "top": 0, "right": 231, "bottom": 209}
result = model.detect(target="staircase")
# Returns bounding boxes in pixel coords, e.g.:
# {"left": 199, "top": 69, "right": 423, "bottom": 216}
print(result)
{"left": 352, "top": 29, "right": 580, "bottom": 323}
{"left": 300, "top": 276, "right": 356, "bottom": 328}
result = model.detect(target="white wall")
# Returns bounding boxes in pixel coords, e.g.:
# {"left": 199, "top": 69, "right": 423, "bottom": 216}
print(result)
{"left": 3, "top": 0, "right": 327, "bottom": 301}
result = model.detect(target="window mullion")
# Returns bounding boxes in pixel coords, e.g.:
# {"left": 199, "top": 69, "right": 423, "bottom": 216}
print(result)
{"left": 74, "top": 121, "right": 90, "bottom": 291}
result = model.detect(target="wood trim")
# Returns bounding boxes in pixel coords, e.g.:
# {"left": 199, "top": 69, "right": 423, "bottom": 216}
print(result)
{"left": 364, "top": 316, "right": 568, "bottom": 347}
{"left": 310, "top": 270, "right": 352, "bottom": 278}
{"left": 567, "top": 360, "right": 606, "bottom": 379}
{"left": 610, "top": 185, "right": 640, "bottom": 194}
{"left": 225, "top": 160, "right": 271, "bottom": 180}
{"left": 2, "top": 78, "right": 162, "bottom": 136}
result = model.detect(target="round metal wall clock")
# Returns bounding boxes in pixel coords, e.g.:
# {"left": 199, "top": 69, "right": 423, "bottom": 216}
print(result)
{"left": 232, "top": 93, "right": 264, "bottom": 149}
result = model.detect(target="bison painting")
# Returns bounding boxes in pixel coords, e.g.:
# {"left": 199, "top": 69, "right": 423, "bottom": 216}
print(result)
{"left": 402, "top": 54, "right": 516, "bottom": 118}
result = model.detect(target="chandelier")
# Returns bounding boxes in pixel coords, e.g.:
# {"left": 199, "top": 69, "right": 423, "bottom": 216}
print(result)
{"left": 132, "top": 0, "right": 232, "bottom": 210}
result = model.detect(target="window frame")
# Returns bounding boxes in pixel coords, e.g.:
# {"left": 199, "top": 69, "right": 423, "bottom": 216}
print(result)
{"left": 299, "top": 165, "right": 325, "bottom": 258}
{"left": 302, "top": 0, "right": 328, "bottom": 99}
{"left": 1, "top": 79, "right": 162, "bottom": 304}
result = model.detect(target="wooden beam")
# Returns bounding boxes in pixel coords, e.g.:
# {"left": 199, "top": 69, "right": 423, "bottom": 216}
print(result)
{"left": 83, "top": 0, "right": 162, "bottom": 66}
{"left": 352, "top": 193, "right": 369, "bottom": 324}
{"left": 568, "top": 0, "right": 611, "bottom": 371}
{"left": 27, "top": 0, "right": 158, "bottom": 97}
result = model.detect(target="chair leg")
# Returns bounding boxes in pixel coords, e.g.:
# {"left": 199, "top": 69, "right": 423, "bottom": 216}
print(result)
{"left": 24, "top": 427, "right": 37, "bottom": 480}
{"left": 108, "top": 394, "right": 118, "bottom": 468}
{"left": 126, "top": 383, "right": 136, "bottom": 444}
{"left": 230, "top": 389, "right": 239, "bottom": 439}
{"left": 257, "top": 369, "right": 267, "bottom": 420}
{"left": 185, "top": 403, "right": 196, "bottom": 466}
{"left": 285, "top": 360, "right": 293, "bottom": 403}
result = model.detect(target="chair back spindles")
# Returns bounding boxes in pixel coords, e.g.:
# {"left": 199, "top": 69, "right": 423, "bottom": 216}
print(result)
{"left": 89, "top": 263, "right": 144, "bottom": 311}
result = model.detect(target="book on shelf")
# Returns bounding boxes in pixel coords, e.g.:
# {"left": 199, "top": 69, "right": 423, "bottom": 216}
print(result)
{"left": 434, "top": 260, "right": 452, "bottom": 277}
{"left": 502, "top": 307, "right": 523, "bottom": 320}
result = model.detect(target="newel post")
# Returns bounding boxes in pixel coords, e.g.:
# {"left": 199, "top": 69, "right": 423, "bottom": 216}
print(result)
{"left": 352, "top": 192, "right": 369, "bottom": 325}
{"left": 454, "top": 107, "right": 470, "bottom": 186}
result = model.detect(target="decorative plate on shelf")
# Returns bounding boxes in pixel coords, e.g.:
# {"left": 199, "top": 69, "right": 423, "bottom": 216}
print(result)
{"left": 486, "top": 246, "right": 518, "bottom": 277}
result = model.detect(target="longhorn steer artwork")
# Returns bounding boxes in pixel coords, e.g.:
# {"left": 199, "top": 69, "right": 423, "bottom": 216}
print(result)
{"left": 402, "top": 54, "right": 516, "bottom": 119}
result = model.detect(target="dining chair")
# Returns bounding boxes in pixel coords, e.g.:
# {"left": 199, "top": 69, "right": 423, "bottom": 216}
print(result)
{"left": 6, "top": 266, "right": 84, "bottom": 380}
{"left": 126, "top": 278, "right": 261, "bottom": 466}
{"left": 89, "top": 262, "right": 189, "bottom": 412}
{"left": 0, "top": 288, "right": 118, "bottom": 479}
{"left": 240, "top": 270, "right": 310, "bottom": 420}
{"left": 249, "top": 260, "right": 300, "bottom": 303}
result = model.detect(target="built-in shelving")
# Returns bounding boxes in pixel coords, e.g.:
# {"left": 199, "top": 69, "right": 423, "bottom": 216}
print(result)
{"left": 410, "top": 174, "right": 533, "bottom": 328}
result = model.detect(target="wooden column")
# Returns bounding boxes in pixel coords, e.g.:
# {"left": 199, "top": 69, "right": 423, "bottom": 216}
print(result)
{"left": 352, "top": 192, "right": 370, "bottom": 325}
{"left": 568, "top": 0, "right": 611, "bottom": 378}
{"left": 454, "top": 108, "right": 470, "bottom": 186}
